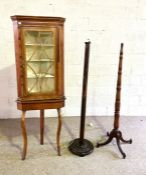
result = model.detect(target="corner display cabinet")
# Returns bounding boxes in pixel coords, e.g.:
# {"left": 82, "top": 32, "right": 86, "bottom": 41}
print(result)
{"left": 11, "top": 15, "right": 65, "bottom": 160}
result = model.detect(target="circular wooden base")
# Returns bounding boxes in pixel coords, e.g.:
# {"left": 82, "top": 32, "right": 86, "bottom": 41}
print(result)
{"left": 68, "top": 138, "right": 94, "bottom": 157}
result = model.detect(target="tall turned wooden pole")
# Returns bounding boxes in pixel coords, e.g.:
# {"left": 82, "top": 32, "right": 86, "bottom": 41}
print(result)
{"left": 68, "top": 41, "right": 94, "bottom": 157}
{"left": 114, "top": 43, "right": 123, "bottom": 130}
{"left": 80, "top": 41, "right": 90, "bottom": 144}
{"left": 96, "top": 43, "right": 132, "bottom": 159}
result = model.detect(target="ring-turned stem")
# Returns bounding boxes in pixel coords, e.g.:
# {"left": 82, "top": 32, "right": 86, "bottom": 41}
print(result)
{"left": 96, "top": 43, "right": 132, "bottom": 159}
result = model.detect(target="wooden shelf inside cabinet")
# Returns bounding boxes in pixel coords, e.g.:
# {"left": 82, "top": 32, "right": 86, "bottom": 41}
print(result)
{"left": 27, "top": 73, "right": 54, "bottom": 78}
{"left": 27, "top": 59, "right": 54, "bottom": 62}
{"left": 25, "top": 43, "right": 55, "bottom": 47}
{"left": 11, "top": 15, "right": 65, "bottom": 160}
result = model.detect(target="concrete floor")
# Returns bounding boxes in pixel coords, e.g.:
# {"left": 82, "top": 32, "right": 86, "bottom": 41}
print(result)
{"left": 0, "top": 116, "right": 146, "bottom": 175}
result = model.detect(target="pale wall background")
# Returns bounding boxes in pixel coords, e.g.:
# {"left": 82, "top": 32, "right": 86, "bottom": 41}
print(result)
{"left": 0, "top": 0, "right": 146, "bottom": 118}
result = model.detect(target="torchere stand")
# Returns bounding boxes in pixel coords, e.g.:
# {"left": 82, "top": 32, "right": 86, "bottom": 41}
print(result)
{"left": 68, "top": 41, "right": 94, "bottom": 156}
{"left": 96, "top": 43, "right": 132, "bottom": 158}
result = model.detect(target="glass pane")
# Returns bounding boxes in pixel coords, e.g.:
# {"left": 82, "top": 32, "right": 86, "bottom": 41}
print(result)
{"left": 24, "top": 30, "right": 56, "bottom": 94}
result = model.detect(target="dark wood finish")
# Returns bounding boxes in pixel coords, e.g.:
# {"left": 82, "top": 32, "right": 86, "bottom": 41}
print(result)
{"left": 96, "top": 43, "right": 132, "bottom": 158}
{"left": 68, "top": 41, "right": 94, "bottom": 156}
{"left": 80, "top": 41, "right": 90, "bottom": 143}
{"left": 114, "top": 43, "right": 123, "bottom": 130}
{"left": 11, "top": 15, "right": 65, "bottom": 159}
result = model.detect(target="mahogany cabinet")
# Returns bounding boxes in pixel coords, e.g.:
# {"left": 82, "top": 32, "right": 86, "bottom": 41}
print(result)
{"left": 11, "top": 15, "right": 65, "bottom": 160}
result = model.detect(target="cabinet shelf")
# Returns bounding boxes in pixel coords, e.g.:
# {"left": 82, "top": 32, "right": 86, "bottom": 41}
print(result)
{"left": 27, "top": 73, "right": 54, "bottom": 79}
{"left": 25, "top": 43, "right": 55, "bottom": 47}
{"left": 27, "top": 59, "right": 54, "bottom": 62}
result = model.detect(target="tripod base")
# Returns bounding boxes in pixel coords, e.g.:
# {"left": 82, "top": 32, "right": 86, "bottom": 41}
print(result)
{"left": 96, "top": 129, "right": 132, "bottom": 158}
{"left": 68, "top": 138, "right": 94, "bottom": 157}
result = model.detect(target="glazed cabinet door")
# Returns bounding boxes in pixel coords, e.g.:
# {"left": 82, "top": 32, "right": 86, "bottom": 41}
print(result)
{"left": 20, "top": 27, "right": 60, "bottom": 99}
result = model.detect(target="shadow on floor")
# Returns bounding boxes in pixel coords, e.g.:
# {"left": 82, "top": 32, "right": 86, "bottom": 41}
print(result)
{"left": 0, "top": 118, "right": 56, "bottom": 153}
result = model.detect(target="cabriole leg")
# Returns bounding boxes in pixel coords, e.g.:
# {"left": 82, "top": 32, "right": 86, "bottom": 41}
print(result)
{"left": 21, "top": 111, "right": 27, "bottom": 160}
{"left": 57, "top": 108, "right": 62, "bottom": 156}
